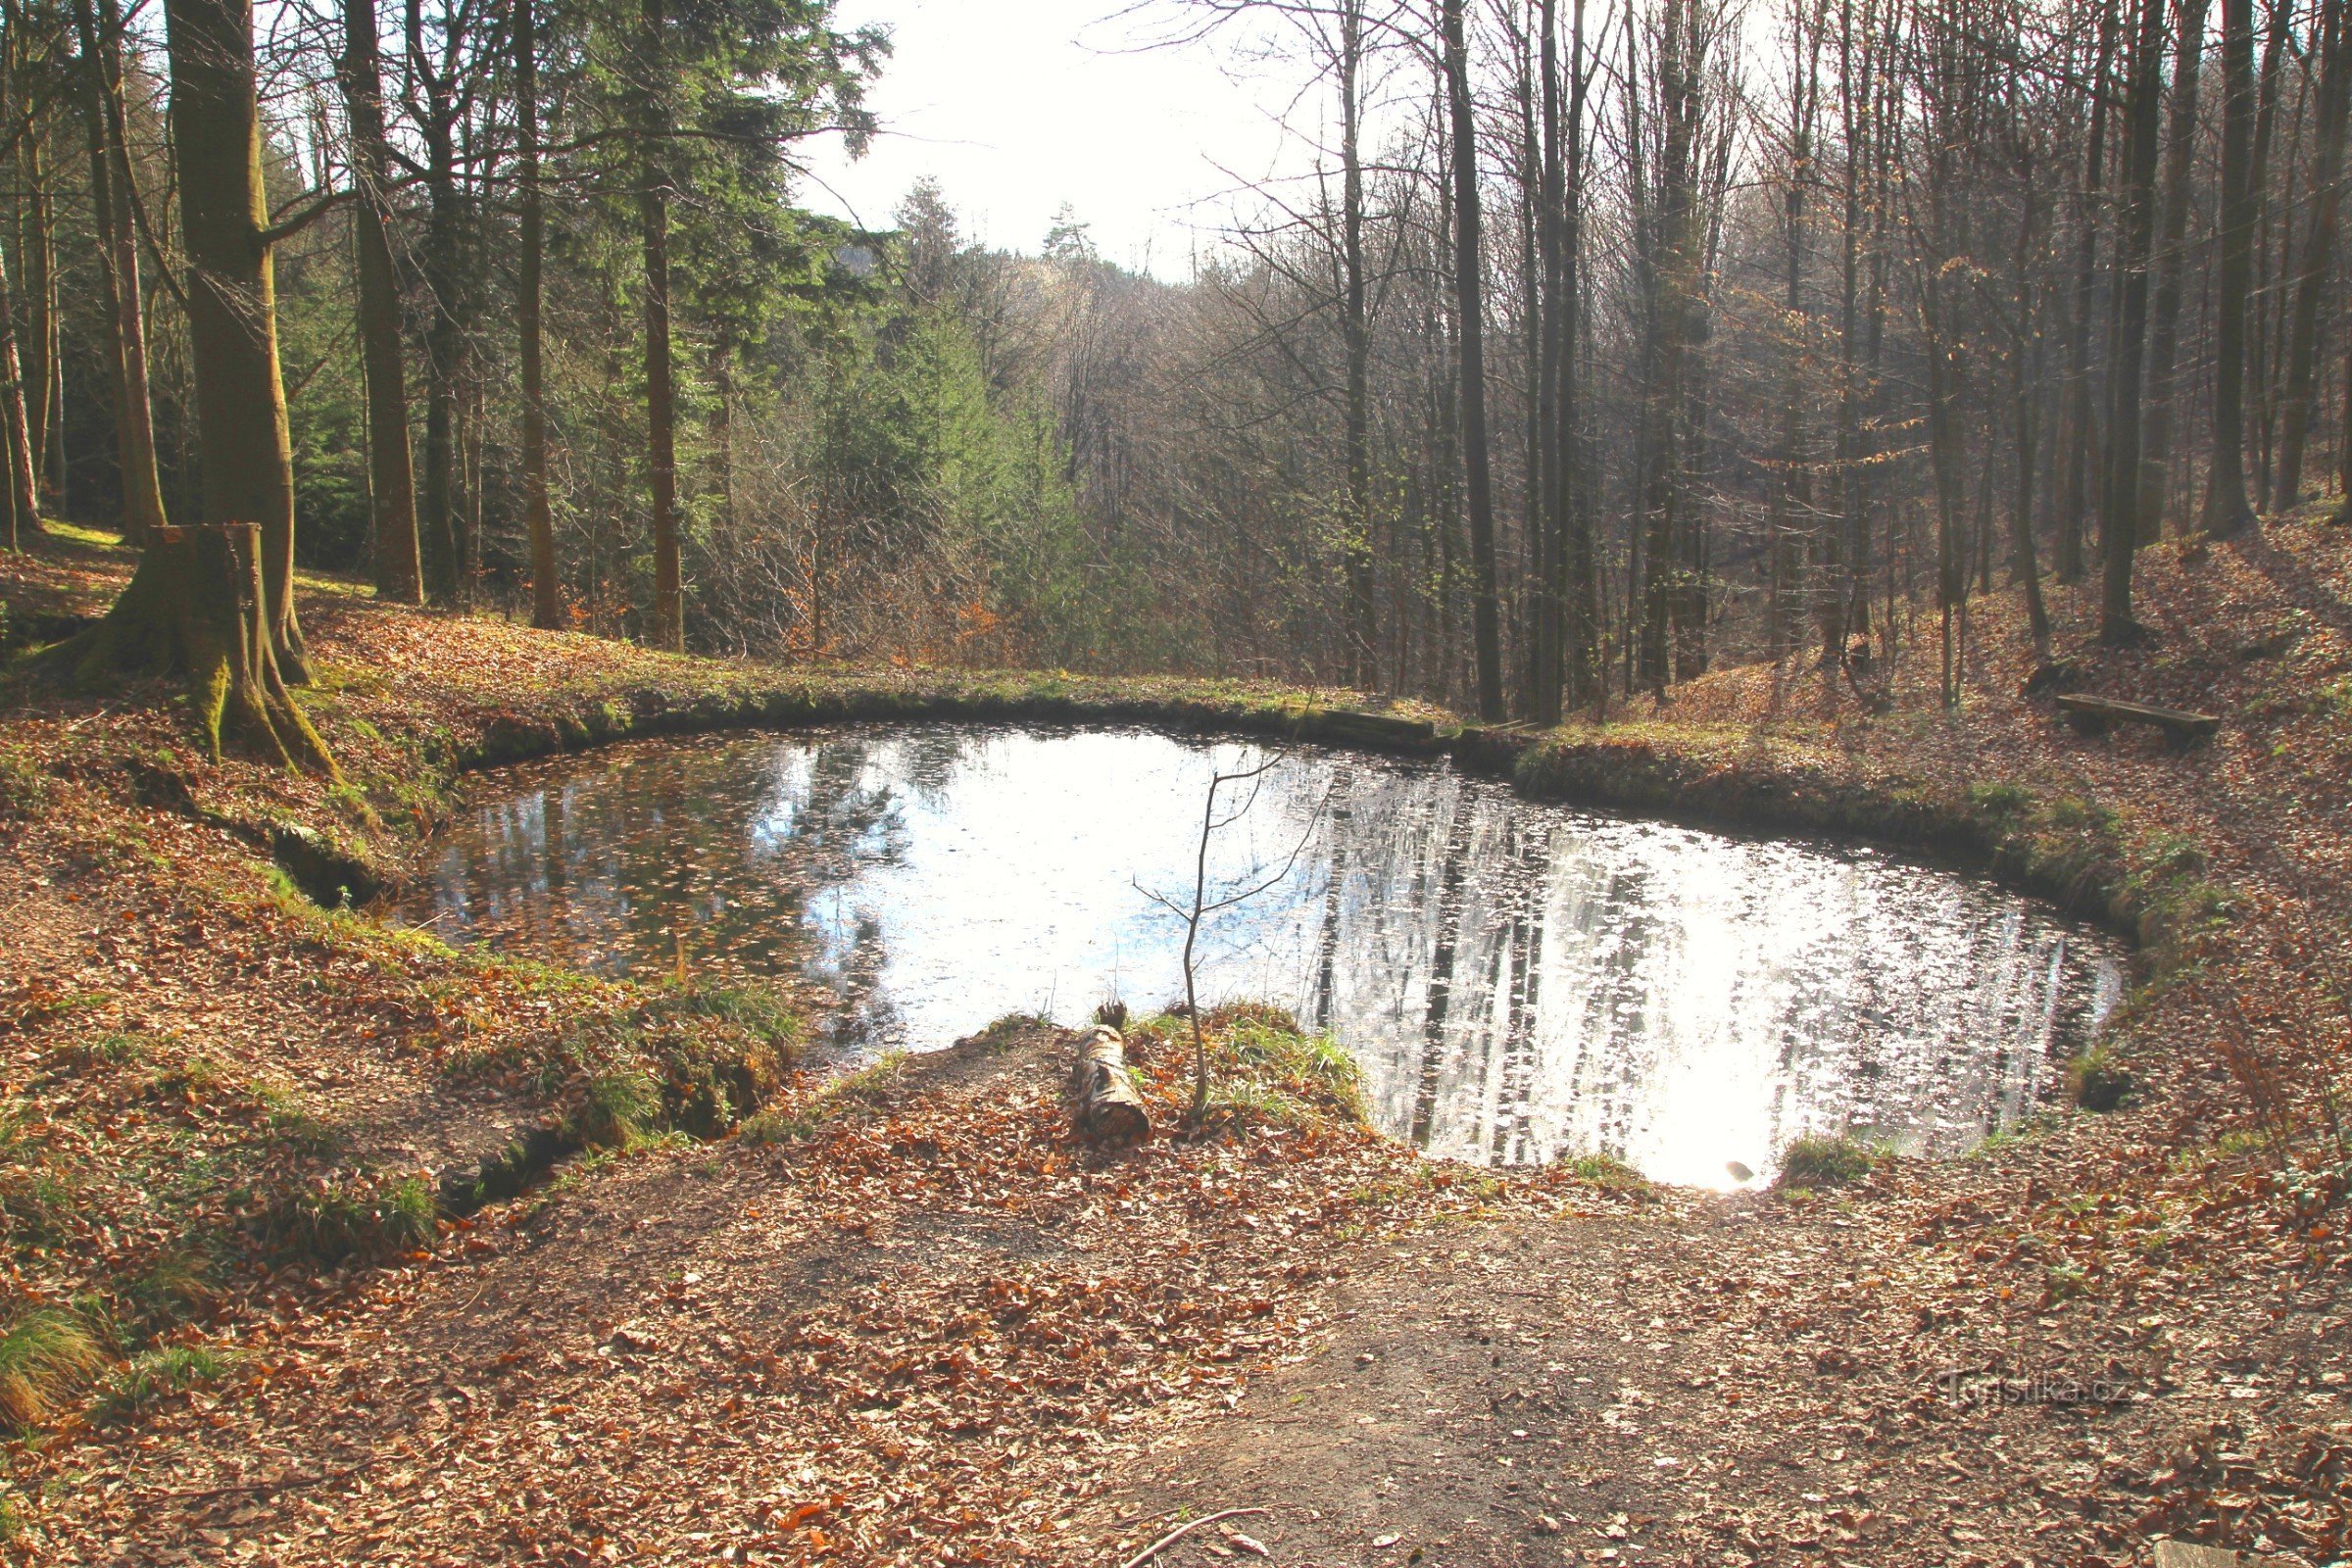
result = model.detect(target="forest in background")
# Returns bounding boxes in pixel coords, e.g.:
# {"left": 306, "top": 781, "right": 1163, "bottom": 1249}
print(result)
{"left": 1, "top": 0, "right": 2348, "bottom": 717}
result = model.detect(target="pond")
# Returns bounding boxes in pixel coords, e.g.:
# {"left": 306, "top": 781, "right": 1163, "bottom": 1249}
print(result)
{"left": 408, "top": 725, "right": 2124, "bottom": 1187}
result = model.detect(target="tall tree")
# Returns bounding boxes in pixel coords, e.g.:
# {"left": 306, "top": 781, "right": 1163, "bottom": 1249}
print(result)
{"left": 72, "top": 0, "right": 170, "bottom": 546}
{"left": 1339, "top": 0, "right": 1375, "bottom": 688}
{"left": 638, "top": 0, "right": 683, "bottom": 651}
{"left": 2137, "top": 0, "right": 2208, "bottom": 538}
{"left": 2055, "top": 0, "right": 2118, "bottom": 578}
{"left": 516, "top": 0, "right": 561, "bottom": 629}
{"left": 2271, "top": 0, "right": 2350, "bottom": 506}
{"left": 2095, "top": 0, "right": 2168, "bottom": 640}
{"left": 2207, "top": 0, "right": 2260, "bottom": 533}
{"left": 406, "top": 0, "right": 471, "bottom": 601}
{"left": 1440, "top": 0, "right": 1503, "bottom": 719}
{"left": 338, "top": 0, "right": 422, "bottom": 604}
{"left": 13, "top": 13, "right": 57, "bottom": 517}
{"left": 45, "top": 0, "right": 329, "bottom": 767}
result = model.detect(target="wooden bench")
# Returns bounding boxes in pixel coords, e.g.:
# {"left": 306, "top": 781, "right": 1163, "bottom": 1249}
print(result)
{"left": 2054, "top": 693, "right": 2221, "bottom": 750}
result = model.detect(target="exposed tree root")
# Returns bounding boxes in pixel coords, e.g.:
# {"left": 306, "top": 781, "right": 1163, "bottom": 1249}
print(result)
{"left": 33, "top": 522, "right": 334, "bottom": 772}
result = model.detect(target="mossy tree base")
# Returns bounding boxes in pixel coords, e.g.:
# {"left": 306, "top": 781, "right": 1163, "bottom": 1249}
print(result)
{"left": 44, "top": 523, "right": 334, "bottom": 771}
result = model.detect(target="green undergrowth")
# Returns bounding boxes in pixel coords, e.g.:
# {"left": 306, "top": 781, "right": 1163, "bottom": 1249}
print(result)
{"left": 1125, "top": 1004, "right": 1369, "bottom": 1133}
{"left": 738, "top": 1048, "right": 911, "bottom": 1148}
{"left": 1775, "top": 1134, "right": 1883, "bottom": 1193}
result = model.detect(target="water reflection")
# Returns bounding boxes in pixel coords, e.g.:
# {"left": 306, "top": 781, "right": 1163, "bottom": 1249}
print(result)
{"left": 411, "top": 726, "right": 2123, "bottom": 1187}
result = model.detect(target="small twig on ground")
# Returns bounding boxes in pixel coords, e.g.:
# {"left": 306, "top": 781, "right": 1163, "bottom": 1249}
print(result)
{"left": 1117, "top": 1507, "right": 1273, "bottom": 1568}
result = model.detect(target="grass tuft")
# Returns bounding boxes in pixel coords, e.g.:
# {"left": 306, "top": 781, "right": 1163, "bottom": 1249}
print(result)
{"left": 1776, "top": 1134, "right": 1879, "bottom": 1191}
{"left": 1558, "top": 1152, "right": 1646, "bottom": 1191}
{"left": 92, "top": 1344, "right": 234, "bottom": 1424}
{"left": 2068, "top": 1046, "right": 2135, "bottom": 1112}
{"left": 575, "top": 1064, "right": 661, "bottom": 1151}
{"left": 0, "top": 1309, "right": 103, "bottom": 1425}
{"left": 265, "top": 1174, "right": 436, "bottom": 1268}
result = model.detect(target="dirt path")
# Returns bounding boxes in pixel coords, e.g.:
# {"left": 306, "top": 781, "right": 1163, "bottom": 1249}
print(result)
{"left": 1086, "top": 1179, "right": 2348, "bottom": 1568}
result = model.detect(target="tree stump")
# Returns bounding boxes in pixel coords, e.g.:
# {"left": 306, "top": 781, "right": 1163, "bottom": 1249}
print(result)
{"left": 1069, "top": 1025, "right": 1150, "bottom": 1146}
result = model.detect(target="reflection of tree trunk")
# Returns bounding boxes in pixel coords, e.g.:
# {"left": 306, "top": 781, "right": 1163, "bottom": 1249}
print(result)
{"left": 1310, "top": 768, "right": 1355, "bottom": 1032}
{"left": 1408, "top": 787, "right": 1478, "bottom": 1148}
{"left": 1491, "top": 826, "right": 1550, "bottom": 1163}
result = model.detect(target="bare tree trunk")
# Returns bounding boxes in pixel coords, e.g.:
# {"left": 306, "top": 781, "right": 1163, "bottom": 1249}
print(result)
{"left": 1340, "top": 0, "right": 1375, "bottom": 688}
{"left": 2208, "top": 0, "right": 2260, "bottom": 533}
{"left": 72, "top": 0, "right": 170, "bottom": 547}
{"left": 2272, "top": 0, "right": 2350, "bottom": 506}
{"left": 1441, "top": 0, "right": 1504, "bottom": 719}
{"left": 516, "top": 0, "right": 561, "bottom": 630}
{"left": 15, "top": 63, "right": 56, "bottom": 521}
{"left": 2010, "top": 163, "right": 2052, "bottom": 662}
{"left": 2138, "top": 0, "right": 2208, "bottom": 539}
{"left": 409, "top": 0, "right": 463, "bottom": 601}
{"left": 2057, "top": 0, "right": 2119, "bottom": 579}
{"left": 337, "top": 0, "right": 420, "bottom": 605}
{"left": 42, "top": 0, "right": 331, "bottom": 766}
{"left": 0, "top": 232, "right": 38, "bottom": 551}
{"left": 1773, "top": 0, "right": 1821, "bottom": 665}
{"left": 2096, "top": 0, "right": 2167, "bottom": 641}
{"left": 1560, "top": 0, "right": 1598, "bottom": 711}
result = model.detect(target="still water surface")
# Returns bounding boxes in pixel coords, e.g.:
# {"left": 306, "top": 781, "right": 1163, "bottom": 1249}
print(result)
{"left": 410, "top": 726, "right": 2123, "bottom": 1186}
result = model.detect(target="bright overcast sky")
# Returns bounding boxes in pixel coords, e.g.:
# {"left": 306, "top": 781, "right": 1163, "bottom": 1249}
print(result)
{"left": 797, "top": 0, "right": 1327, "bottom": 277}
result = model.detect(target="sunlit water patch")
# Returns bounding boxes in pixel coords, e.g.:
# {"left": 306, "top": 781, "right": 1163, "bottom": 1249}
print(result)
{"left": 409, "top": 726, "right": 2124, "bottom": 1187}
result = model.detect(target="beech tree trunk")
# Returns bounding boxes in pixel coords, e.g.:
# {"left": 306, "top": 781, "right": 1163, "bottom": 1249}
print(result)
{"left": 2137, "top": 0, "right": 2208, "bottom": 539}
{"left": 0, "top": 242, "right": 37, "bottom": 551}
{"left": 50, "top": 526, "right": 330, "bottom": 767}
{"left": 42, "top": 0, "right": 330, "bottom": 768}
{"left": 517, "top": 0, "right": 562, "bottom": 630}
{"left": 338, "top": 0, "right": 421, "bottom": 605}
{"left": 2207, "top": 0, "right": 2260, "bottom": 533}
{"left": 1340, "top": 0, "right": 1374, "bottom": 689}
{"left": 73, "top": 0, "right": 171, "bottom": 548}
{"left": 164, "top": 0, "right": 310, "bottom": 682}
{"left": 2271, "top": 0, "right": 2350, "bottom": 507}
{"left": 1441, "top": 0, "right": 1504, "bottom": 720}
{"left": 641, "top": 0, "right": 682, "bottom": 652}
{"left": 17, "top": 104, "right": 56, "bottom": 519}
{"left": 2057, "top": 0, "right": 2119, "bottom": 579}
{"left": 2097, "top": 0, "right": 2167, "bottom": 641}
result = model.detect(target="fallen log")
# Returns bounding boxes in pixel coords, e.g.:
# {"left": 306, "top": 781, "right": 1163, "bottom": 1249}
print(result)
{"left": 1069, "top": 1025, "right": 1150, "bottom": 1145}
{"left": 2053, "top": 693, "right": 2220, "bottom": 750}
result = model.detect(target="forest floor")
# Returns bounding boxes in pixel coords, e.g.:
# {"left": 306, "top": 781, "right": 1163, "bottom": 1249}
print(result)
{"left": 0, "top": 519, "right": 2347, "bottom": 1567}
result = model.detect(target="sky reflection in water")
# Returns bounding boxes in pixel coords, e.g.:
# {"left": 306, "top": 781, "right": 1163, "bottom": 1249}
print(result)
{"left": 411, "top": 726, "right": 2124, "bottom": 1187}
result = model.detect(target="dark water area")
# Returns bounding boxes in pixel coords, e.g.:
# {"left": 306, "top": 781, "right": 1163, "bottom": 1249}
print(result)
{"left": 407, "top": 725, "right": 2124, "bottom": 1187}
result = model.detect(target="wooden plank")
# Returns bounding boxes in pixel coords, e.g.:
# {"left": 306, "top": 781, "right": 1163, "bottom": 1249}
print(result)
{"left": 2054, "top": 693, "right": 2220, "bottom": 738}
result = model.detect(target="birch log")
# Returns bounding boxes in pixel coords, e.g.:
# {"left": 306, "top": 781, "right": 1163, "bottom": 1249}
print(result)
{"left": 1069, "top": 1026, "right": 1150, "bottom": 1145}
